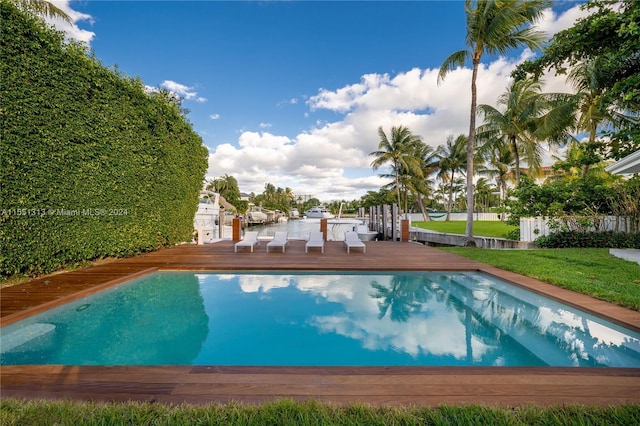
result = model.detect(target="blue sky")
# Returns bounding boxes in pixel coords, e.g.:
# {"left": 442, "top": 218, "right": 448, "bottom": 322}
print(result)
{"left": 52, "top": 1, "right": 588, "bottom": 201}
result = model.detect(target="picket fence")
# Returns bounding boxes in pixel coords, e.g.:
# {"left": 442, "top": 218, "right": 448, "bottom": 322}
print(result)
{"left": 519, "top": 216, "right": 636, "bottom": 242}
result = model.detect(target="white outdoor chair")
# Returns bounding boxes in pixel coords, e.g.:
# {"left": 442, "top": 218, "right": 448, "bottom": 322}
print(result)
{"left": 234, "top": 231, "right": 260, "bottom": 252}
{"left": 305, "top": 231, "right": 325, "bottom": 253}
{"left": 266, "top": 231, "right": 289, "bottom": 253}
{"left": 343, "top": 231, "right": 366, "bottom": 253}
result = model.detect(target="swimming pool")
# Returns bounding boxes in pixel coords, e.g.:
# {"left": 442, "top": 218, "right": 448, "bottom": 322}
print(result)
{"left": 2, "top": 271, "right": 639, "bottom": 367}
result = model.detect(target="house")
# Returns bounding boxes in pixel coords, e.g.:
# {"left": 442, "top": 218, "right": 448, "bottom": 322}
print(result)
{"left": 605, "top": 150, "right": 640, "bottom": 175}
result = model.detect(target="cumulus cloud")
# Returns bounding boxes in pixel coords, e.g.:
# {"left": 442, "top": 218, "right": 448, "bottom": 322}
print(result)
{"left": 160, "top": 80, "right": 207, "bottom": 103}
{"left": 45, "top": 0, "right": 95, "bottom": 44}
{"left": 206, "top": 6, "right": 583, "bottom": 201}
{"left": 210, "top": 113, "right": 220, "bottom": 120}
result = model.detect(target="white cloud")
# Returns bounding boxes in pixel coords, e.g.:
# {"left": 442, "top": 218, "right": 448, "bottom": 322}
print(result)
{"left": 45, "top": 0, "right": 95, "bottom": 44}
{"left": 205, "top": 6, "right": 582, "bottom": 201}
{"left": 160, "top": 80, "right": 206, "bottom": 103}
{"left": 210, "top": 113, "right": 220, "bottom": 120}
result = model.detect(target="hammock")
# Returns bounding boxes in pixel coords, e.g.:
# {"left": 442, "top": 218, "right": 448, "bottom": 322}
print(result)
{"left": 427, "top": 213, "right": 447, "bottom": 219}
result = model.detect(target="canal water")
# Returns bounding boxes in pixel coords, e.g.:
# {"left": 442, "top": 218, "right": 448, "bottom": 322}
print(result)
{"left": 247, "top": 218, "right": 363, "bottom": 241}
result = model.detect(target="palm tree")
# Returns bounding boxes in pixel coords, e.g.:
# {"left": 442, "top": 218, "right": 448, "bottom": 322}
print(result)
{"left": 437, "top": 134, "right": 468, "bottom": 221}
{"left": 566, "top": 60, "right": 620, "bottom": 176}
{"left": 477, "top": 78, "right": 557, "bottom": 185}
{"left": 412, "top": 142, "right": 441, "bottom": 221}
{"left": 11, "top": 0, "right": 72, "bottom": 22}
{"left": 478, "top": 140, "right": 515, "bottom": 212}
{"left": 438, "top": 0, "right": 549, "bottom": 244}
{"left": 369, "top": 126, "right": 423, "bottom": 210}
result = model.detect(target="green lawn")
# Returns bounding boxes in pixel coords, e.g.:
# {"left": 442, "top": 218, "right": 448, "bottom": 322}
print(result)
{"left": 2, "top": 398, "right": 639, "bottom": 425}
{"left": 413, "top": 220, "right": 516, "bottom": 238}
{"left": 439, "top": 247, "right": 640, "bottom": 311}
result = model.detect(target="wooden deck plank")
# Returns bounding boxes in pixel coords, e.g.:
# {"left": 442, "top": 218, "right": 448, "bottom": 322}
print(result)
{"left": 2, "top": 240, "right": 639, "bottom": 407}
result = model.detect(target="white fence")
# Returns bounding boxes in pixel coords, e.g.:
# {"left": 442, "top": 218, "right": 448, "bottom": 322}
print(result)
{"left": 407, "top": 212, "right": 501, "bottom": 222}
{"left": 520, "top": 216, "right": 636, "bottom": 242}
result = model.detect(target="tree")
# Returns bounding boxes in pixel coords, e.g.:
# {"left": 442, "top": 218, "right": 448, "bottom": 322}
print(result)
{"left": 438, "top": 0, "right": 549, "bottom": 244}
{"left": 369, "top": 126, "right": 423, "bottom": 210}
{"left": 10, "top": 0, "right": 71, "bottom": 22}
{"left": 477, "top": 77, "right": 572, "bottom": 185}
{"left": 513, "top": 0, "right": 640, "bottom": 160}
{"left": 437, "top": 134, "right": 468, "bottom": 220}
{"left": 411, "top": 142, "right": 441, "bottom": 221}
{"left": 478, "top": 140, "right": 515, "bottom": 212}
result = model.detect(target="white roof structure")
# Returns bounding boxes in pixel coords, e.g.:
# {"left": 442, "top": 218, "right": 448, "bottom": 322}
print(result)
{"left": 605, "top": 149, "right": 640, "bottom": 175}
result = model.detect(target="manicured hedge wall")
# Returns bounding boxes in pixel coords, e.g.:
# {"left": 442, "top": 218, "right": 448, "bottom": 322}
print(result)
{"left": 0, "top": 2, "right": 208, "bottom": 277}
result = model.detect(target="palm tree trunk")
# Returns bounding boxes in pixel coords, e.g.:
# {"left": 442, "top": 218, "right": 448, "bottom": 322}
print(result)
{"left": 465, "top": 59, "right": 479, "bottom": 246}
{"left": 447, "top": 170, "right": 454, "bottom": 221}
{"left": 511, "top": 136, "right": 521, "bottom": 185}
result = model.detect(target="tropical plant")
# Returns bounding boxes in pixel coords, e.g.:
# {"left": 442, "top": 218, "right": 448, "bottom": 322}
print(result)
{"left": 477, "top": 139, "right": 515, "bottom": 210}
{"left": 369, "top": 126, "right": 424, "bottom": 211}
{"left": 437, "top": 134, "right": 468, "bottom": 220}
{"left": 411, "top": 142, "right": 441, "bottom": 221}
{"left": 513, "top": 0, "right": 640, "bottom": 160}
{"left": 9, "top": 0, "right": 70, "bottom": 22}
{"left": 438, "top": 0, "right": 549, "bottom": 244}
{"left": 477, "top": 77, "right": 573, "bottom": 185}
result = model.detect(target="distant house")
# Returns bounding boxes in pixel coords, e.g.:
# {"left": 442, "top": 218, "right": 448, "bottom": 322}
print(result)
{"left": 606, "top": 150, "right": 640, "bottom": 175}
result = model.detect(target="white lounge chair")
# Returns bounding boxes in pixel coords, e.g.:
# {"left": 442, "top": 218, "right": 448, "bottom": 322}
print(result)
{"left": 234, "top": 231, "right": 260, "bottom": 252}
{"left": 305, "top": 231, "right": 325, "bottom": 253}
{"left": 266, "top": 231, "right": 289, "bottom": 253}
{"left": 344, "top": 231, "right": 366, "bottom": 253}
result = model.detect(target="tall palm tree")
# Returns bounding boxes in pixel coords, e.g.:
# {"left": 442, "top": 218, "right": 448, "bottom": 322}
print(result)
{"left": 11, "top": 0, "right": 72, "bottom": 22}
{"left": 438, "top": 0, "right": 549, "bottom": 244}
{"left": 437, "top": 134, "right": 468, "bottom": 221}
{"left": 369, "top": 126, "right": 423, "bottom": 210}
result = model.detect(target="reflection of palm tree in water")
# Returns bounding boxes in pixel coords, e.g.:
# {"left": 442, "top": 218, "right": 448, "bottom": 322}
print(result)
{"left": 369, "top": 274, "right": 434, "bottom": 322}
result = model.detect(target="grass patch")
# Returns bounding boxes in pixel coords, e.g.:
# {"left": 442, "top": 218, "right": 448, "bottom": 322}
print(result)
{"left": 2, "top": 399, "right": 639, "bottom": 425}
{"left": 439, "top": 247, "right": 640, "bottom": 311}
{"left": 413, "top": 220, "right": 516, "bottom": 238}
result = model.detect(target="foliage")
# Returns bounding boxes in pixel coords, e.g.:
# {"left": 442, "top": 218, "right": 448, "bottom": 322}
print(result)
{"left": 0, "top": 2, "right": 208, "bottom": 277}
{"left": 8, "top": 0, "right": 70, "bottom": 22}
{"left": 440, "top": 247, "right": 640, "bottom": 311}
{"left": 206, "top": 174, "right": 242, "bottom": 211}
{"left": 359, "top": 189, "right": 395, "bottom": 209}
{"left": 535, "top": 231, "right": 640, "bottom": 249}
{"left": 438, "top": 0, "right": 550, "bottom": 243}
{"left": 369, "top": 125, "right": 424, "bottom": 212}
{"left": 252, "top": 183, "right": 296, "bottom": 213}
{"left": 2, "top": 398, "right": 640, "bottom": 426}
{"left": 504, "top": 175, "right": 621, "bottom": 226}
{"left": 513, "top": 0, "right": 640, "bottom": 160}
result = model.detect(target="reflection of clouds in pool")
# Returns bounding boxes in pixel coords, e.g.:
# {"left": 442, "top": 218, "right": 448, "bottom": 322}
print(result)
{"left": 238, "top": 274, "right": 295, "bottom": 293}
{"left": 310, "top": 299, "right": 493, "bottom": 360}
{"left": 292, "top": 274, "right": 494, "bottom": 360}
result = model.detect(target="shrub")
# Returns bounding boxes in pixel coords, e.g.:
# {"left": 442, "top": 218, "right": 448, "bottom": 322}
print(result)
{"left": 0, "top": 2, "right": 208, "bottom": 277}
{"left": 535, "top": 231, "right": 640, "bottom": 248}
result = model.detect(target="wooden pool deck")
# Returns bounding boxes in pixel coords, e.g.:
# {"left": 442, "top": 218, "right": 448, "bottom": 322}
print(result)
{"left": 2, "top": 240, "right": 639, "bottom": 407}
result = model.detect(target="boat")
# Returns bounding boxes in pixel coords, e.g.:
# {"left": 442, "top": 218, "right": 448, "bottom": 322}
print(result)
{"left": 193, "top": 191, "right": 221, "bottom": 244}
{"left": 304, "top": 206, "right": 335, "bottom": 219}
{"left": 246, "top": 204, "right": 268, "bottom": 224}
{"left": 355, "top": 224, "right": 379, "bottom": 241}
{"left": 289, "top": 208, "right": 300, "bottom": 219}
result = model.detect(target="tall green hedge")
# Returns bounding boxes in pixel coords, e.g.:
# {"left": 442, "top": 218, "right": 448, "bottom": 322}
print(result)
{"left": 0, "top": 1, "right": 208, "bottom": 277}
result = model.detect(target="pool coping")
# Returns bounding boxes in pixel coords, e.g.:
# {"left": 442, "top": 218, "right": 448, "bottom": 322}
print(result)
{"left": 2, "top": 240, "right": 639, "bottom": 406}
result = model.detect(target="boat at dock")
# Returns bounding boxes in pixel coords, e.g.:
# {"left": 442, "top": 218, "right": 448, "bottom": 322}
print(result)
{"left": 304, "top": 206, "right": 335, "bottom": 219}
{"left": 194, "top": 191, "right": 221, "bottom": 244}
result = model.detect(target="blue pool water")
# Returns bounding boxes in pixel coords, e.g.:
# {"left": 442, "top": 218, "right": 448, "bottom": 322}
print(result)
{"left": 1, "top": 271, "right": 639, "bottom": 367}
